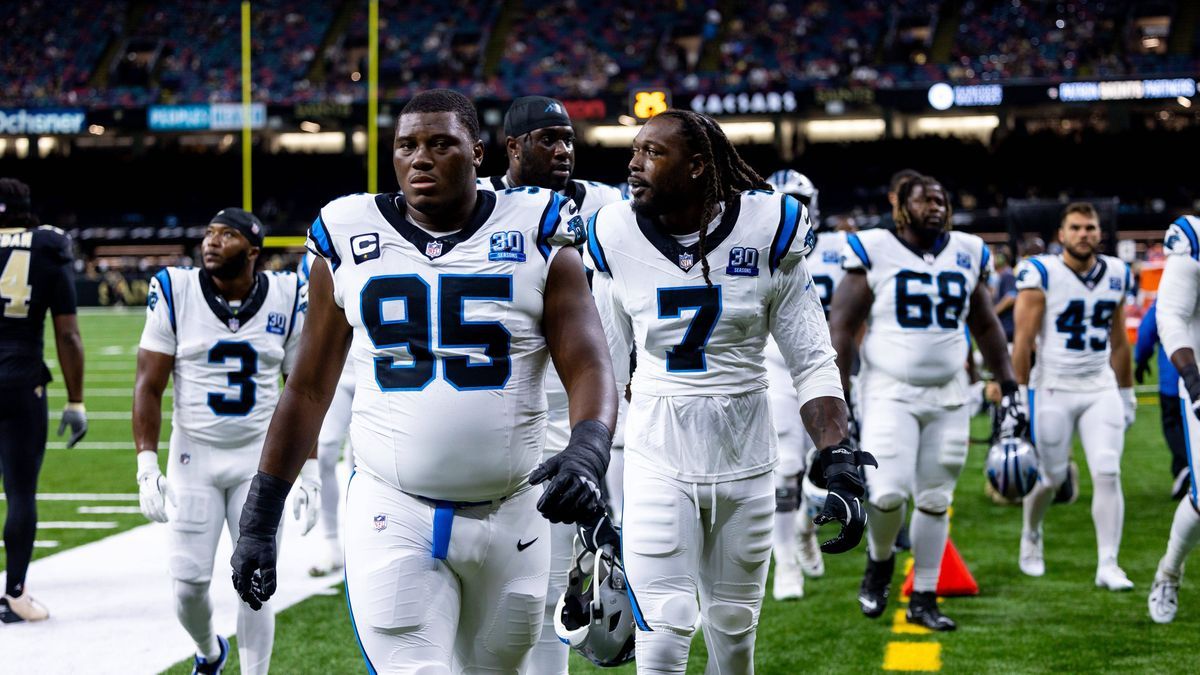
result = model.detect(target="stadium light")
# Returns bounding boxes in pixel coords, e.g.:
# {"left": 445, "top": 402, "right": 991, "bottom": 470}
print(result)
{"left": 88, "top": 125, "right": 105, "bottom": 135}
{"left": 299, "top": 121, "right": 321, "bottom": 133}
{"left": 804, "top": 118, "right": 886, "bottom": 142}
{"left": 912, "top": 115, "right": 1000, "bottom": 141}
{"left": 1179, "top": 96, "right": 1192, "bottom": 108}
{"left": 585, "top": 121, "right": 775, "bottom": 147}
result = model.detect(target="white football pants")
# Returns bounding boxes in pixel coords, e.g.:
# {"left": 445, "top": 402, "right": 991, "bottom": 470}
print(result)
{"left": 317, "top": 372, "right": 354, "bottom": 548}
{"left": 165, "top": 431, "right": 278, "bottom": 675}
{"left": 622, "top": 469, "right": 774, "bottom": 675}
{"left": 344, "top": 471, "right": 550, "bottom": 674}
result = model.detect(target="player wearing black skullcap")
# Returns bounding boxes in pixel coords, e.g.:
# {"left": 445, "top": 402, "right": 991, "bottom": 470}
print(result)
{"left": 0, "top": 178, "right": 86, "bottom": 624}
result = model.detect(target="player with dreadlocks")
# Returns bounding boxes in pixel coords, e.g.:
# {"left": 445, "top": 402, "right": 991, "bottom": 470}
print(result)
{"left": 586, "top": 109, "right": 871, "bottom": 673}
{"left": 830, "top": 174, "right": 1024, "bottom": 630}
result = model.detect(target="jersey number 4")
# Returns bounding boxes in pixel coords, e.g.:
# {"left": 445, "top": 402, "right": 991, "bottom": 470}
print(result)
{"left": 658, "top": 286, "right": 722, "bottom": 372}
{"left": 0, "top": 250, "right": 33, "bottom": 319}
{"left": 361, "top": 275, "right": 513, "bottom": 391}
{"left": 1056, "top": 299, "right": 1117, "bottom": 351}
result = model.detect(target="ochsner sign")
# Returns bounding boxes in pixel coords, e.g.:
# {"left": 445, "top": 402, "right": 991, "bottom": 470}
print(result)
{"left": 0, "top": 108, "right": 87, "bottom": 135}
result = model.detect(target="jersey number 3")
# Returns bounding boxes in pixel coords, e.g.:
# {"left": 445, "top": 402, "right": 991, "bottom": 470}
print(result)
{"left": 361, "top": 275, "right": 513, "bottom": 391}
{"left": 208, "top": 341, "right": 257, "bottom": 416}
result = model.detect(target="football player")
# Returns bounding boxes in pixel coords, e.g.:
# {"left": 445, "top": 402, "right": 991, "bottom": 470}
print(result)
{"left": 0, "top": 178, "right": 86, "bottom": 624}
{"left": 1012, "top": 202, "right": 1135, "bottom": 590}
{"left": 830, "top": 174, "right": 1023, "bottom": 631}
{"left": 133, "top": 207, "right": 310, "bottom": 674}
{"left": 590, "top": 110, "right": 865, "bottom": 673}
{"left": 478, "top": 95, "right": 627, "bottom": 675}
{"left": 229, "top": 90, "right": 618, "bottom": 672}
{"left": 1148, "top": 214, "right": 1200, "bottom": 623}
{"left": 763, "top": 169, "right": 840, "bottom": 599}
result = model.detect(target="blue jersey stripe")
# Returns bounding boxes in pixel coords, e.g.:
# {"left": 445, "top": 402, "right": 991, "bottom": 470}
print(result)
{"left": 342, "top": 473, "right": 379, "bottom": 675}
{"left": 1028, "top": 258, "right": 1049, "bottom": 290}
{"left": 154, "top": 268, "right": 176, "bottom": 333}
{"left": 1175, "top": 216, "right": 1200, "bottom": 261}
{"left": 309, "top": 216, "right": 333, "bottom": 258}
{"left": 770, "top": 195, "right": 801, "bottom": 273}
{"left": 846, "top": 233, "right": 871, "bottom": 270}
{"left": 536, "top": 192, "right": 565, "bottom": 260}
{"left": 586, "top": 212, "right": 609, "bottom": 274}
{"left": 981, "top": 242, "right": 991, "bottom": 273}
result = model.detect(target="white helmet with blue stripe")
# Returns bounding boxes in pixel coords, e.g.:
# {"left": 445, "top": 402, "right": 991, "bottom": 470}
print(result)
{"left": 767, "top": 169, "right": 820, "bottom": 229}
{"left": 986, "top": 437, "right": 1039, "bottom": 501}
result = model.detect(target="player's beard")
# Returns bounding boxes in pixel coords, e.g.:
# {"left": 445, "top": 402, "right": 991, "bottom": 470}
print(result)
{"left": 1064, "top": 240, "right": 1096, "bottom": 263}
{"left": 519, "top": 158, "right": 570, "bottom": 192}
{"left": 630, "top": 178, "right": 688, "bottom": 219}
{"left": 907, "top": 218, "right": 946, "bottom": 247}
{"left": 206, "top": 249, "right": 250, "bottom": 280}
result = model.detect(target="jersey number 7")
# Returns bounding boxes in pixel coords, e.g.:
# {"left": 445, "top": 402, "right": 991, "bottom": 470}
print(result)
{"left": 658, "top": 286, "right": 722, "bottom": 373}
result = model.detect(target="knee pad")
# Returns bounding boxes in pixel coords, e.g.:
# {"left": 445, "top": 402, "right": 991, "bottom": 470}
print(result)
{"left": 656, "top": 594, "right": 700, "bottom": 636}
{"left": 914, "top": 488, "right": 952, "bottom": 515}
{"left": 870, "top": 491, "right": 906, "bottom": 513}
{"left": 173, "top": 579, "right": 209, "bottom": 604}
{"left": 169, "top": 553, "right": 212, "bottom": 585}
{"left": 706, "top": 603, "right": 756, "bottom": 638}
{"left": 361, "top": 554, "right": 432, "bottom": 636}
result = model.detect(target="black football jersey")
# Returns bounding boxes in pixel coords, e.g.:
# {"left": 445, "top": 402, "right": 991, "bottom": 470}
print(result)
{"left": 0, "top": 226, "right": 76, "bottom": 385}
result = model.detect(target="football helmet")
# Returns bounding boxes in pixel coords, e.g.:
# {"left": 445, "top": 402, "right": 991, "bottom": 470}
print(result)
{"left": 986, "top": 437, "right": 1039, "bottom": 501}
{"left": 554, "top": 540, "right": 637, "bottom": 667}
{"left": 768, "top": 169, "right": 821, "bottom": 229}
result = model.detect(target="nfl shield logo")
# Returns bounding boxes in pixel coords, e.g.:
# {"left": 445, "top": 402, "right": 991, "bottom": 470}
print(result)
{"left": 678, "top": 252, "right": 694, "bottom": 270}
{"left": 425, "top": 241, "right": 444, "bottom": 258}
{"left": 373, "top": 514, "right": 387, "bottom": 531}
{"left": 180, "top": 453, "right": 191, "bottom": 465}
{"left": 228, "top": 317, "right": 240, "bottom": 331}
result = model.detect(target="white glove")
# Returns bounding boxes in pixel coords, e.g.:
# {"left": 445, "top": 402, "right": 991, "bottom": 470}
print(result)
{"left": 292, "top": 458, "right": 321, "bottom": 536}
{"left": 1120, "top": 387, "right": 1136, "bottom": 428}
{"left": 136, "top": 451, "right": 173, "bottom": 523}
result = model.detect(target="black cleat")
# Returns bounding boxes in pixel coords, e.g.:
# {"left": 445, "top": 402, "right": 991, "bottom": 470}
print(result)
{"left": 858, "top": 555, "right": 894, "bottom": 618}
{"left": 906, "top": 591, "right": 957, "bottom": 631}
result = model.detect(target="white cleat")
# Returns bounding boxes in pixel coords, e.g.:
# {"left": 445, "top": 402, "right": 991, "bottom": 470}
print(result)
{"left": 1095, "top": 561, "right": 1135, "bottom": 591}
{"left": 797, "top": 530, "right": 825, "bottom": 577}
{"left": 308, "top": 543, "right": 345, "bottom": 577}
{"left": 1149, "top": 574, "right": 1180, "bottom": 624}
{"left": 0, "top": 590, "right": 50, "bottom": 623}
{"left": 772, "top": 558, "right": 804, "bottom": 601}
{"left": 1019, "top": 529, "right": 1045, "bottom": 577}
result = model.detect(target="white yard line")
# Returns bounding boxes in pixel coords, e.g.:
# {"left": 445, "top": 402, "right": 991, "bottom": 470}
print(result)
{"left": 77, "top": 506, "right": 143, "bottom": 515}
{"left": 0, "top": 493, "right": 138, "bottom": 501}
{"left": 3, "top": 463, "right": 350, "bottom": 675}
{"left": 0, "top": 540, "right": 59, "bottom": 549}
{"left": 47, "top": 442, "right": 138, "bottom": 450}
{"left": 38, "top": 521, "right": 119, "bottom": 530}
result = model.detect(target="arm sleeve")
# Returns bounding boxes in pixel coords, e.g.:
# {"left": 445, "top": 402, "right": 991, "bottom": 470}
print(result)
{"left": 139, "top": 269, "right": 177, "bottom": 356}
{"left": 769, "top": 256, "right": 844, "bottom": 405}
{"left": 281, "top": 276, "right": 308, "bottom": 375}
{"left": 1157, "top": 254, "right": 1200, "bottom": 359}
{"left": 592, "top": 271, "right": 634, "bottom": 389}
{"left": 1135, "top": 304, "right": 1158, "bottom": 363}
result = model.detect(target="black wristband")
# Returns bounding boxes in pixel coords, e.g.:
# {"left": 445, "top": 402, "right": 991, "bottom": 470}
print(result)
{"left": 567, "top": 419, "right": 613, "bottom": 476}
{"left": 239, "top": 471, "right": 291, "bottom": 539}
{"left": 1181, "top": 363, "right": 1200, "bottom": 401}
{"left": 1000, "top": 380, "right": 1019, "bottom": 398}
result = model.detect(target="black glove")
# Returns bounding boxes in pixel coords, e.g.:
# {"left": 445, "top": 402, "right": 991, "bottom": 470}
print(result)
{"left": 529, "top": 419, "right": 611, "bottom": 524}
{"left": 577, "top": 512, "right": 621, "bottom": 557}
{"left": 809, "top": 439, "right": 878, "bottom": 554}
{"left": 231, "top": 471, "right": 289, "bottom": 611}
{"left": 993, "top": 380, "right": 1029, "bottom": 441}
{"left": 1181, "top": 363, "right": 1200, "bottom": 422}
{"left": 1134, "top": 357, "right": 1151, "bottom": 385}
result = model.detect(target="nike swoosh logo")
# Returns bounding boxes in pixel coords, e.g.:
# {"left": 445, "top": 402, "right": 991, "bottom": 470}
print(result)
{"left": 860, "top": 597, "right": 878, "bottom": 610}
{"left": 517, "top": 537, "right": 538, "bottom": 552}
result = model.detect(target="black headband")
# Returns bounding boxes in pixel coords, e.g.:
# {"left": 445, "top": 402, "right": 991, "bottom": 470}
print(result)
{"left": 210, "top": 208, "right": 265, "bottom": 247}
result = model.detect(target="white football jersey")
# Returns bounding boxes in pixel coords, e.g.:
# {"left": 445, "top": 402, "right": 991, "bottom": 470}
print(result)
{"left": 140, "top": 267, "right": 306, "bottom": 447}
{"left": 479, "top": 176, "right": 626, "bottom": 454}
{"left": 1154, "top": 216, "right": 1200, "bottom": 361}
{"left": 1015, "top": 253, "right": 1130, "bottom": 391}
{"left": 843, "top": 228, "right": 990, "bottom": 405}
{"left": 588, "top": 190, "right": 840, "bottom": 401}
{"left": 308, "top": 187, "right": 583, "bottom": 502}
{"left": 807, "top": 230, "right": 848, "bottom": 317}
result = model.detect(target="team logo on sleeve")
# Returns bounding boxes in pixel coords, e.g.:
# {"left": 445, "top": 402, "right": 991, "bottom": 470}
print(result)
{"left": 489, "top": 231, "right": 527, "bottom": 262}
{"left": 956, "top": 252, "right": 971, "bottom": 270}
{"left": 566, "top": 215, "right": 585, "bottom": 244}
{"left": 147, "top": 290, "right": 158, "bottom": 310}
{"left": 267, "top": 312, "right": 287, "bottom": 335}
{"left": 726, "top": 247, "right": 760, "bottom": 277}
{"left": 351, "top": 233, "right": 381, "bottom": 264}
{"left": 425, "top": 241, "right": 444, "bottom": 259}
{"left": 1166, "top": 232, "right": 1181, "bottom": 249}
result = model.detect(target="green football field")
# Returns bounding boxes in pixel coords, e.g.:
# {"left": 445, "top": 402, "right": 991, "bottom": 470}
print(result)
{"left": 3, "top": 309, "right": 1197, "bottom": 673}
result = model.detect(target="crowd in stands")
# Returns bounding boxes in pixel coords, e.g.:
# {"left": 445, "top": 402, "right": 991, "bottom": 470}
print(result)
{"left": 2, "top": 0, "right": 1197, "bottom": 108}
